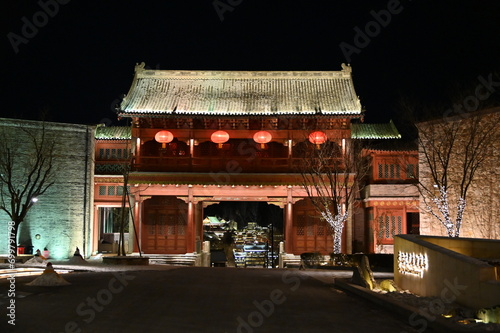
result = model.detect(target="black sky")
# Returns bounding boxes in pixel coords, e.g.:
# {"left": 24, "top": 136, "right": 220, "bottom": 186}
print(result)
{"left": 3, "top": 0, "right": 500, "bottom": 129}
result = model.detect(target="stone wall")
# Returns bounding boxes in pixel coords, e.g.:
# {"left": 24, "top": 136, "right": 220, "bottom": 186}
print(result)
{"left": 0, "top": 118, "right": 95, "bottom": 259}
{"left": 418, "top": 109, "right": 500, "bottom": 239}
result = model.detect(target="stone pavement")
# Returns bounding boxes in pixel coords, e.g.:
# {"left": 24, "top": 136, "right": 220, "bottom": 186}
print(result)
{"left": 1, "top": 264, "right": 420, "bottom": 333}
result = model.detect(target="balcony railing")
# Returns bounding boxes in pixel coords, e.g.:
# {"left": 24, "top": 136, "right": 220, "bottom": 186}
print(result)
{"left": 95, "top": 156, "right": 345, "bottom": 174}
{"left": 131, "top": 156, "right": 302, "bottom": 173}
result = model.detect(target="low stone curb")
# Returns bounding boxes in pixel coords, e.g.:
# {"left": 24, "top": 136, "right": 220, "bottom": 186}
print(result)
{"left": 334, "top": 278, "right": 474, "bottom": 333}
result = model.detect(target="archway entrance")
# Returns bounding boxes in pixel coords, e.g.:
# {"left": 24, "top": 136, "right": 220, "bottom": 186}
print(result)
{"left": 203, "top": 202, "right": 283, "bottom": 268}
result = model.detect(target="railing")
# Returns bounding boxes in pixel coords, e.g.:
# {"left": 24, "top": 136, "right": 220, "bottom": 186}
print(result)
{"left": 95, "top": 156, "right": 345, "bottom": 174}
{"left": 131, "top": 156, "right": 302, "bottom": 173}
{"left": 95, "top": 161, "right": 128, "bottom": 175}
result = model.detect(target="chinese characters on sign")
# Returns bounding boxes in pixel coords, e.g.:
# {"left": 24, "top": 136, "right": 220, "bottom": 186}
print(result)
{"left": 398, "top": 251, "right": 429, "bottom": 278}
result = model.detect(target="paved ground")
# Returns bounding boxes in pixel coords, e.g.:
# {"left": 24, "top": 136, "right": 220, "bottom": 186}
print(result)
{"left": 1, "top": 265, "right": 419, "bottom": 333}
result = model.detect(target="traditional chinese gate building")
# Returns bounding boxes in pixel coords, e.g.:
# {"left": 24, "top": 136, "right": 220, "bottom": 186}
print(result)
{"left": 93, "top": 63, "right": 418, "bottom": 258}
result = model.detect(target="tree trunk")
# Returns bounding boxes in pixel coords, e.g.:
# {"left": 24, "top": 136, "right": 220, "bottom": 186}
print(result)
{"left": 333, "top": 228, "right": 342, "bottom": 254}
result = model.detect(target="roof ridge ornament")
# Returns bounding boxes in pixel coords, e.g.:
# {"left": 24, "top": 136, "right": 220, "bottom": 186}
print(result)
{"left": 341, "top": 63, "right": 352, "bottom": 73}
{"left": 135, "top": 62, "right": 146, "bottom": 73}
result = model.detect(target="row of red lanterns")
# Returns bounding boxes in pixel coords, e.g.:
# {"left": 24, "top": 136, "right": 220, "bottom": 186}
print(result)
{"left": 155, "top": 130, "right": 328, "bottom": 147}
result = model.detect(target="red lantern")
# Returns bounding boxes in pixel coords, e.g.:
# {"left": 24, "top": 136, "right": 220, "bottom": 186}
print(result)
{"left": 308, "top": 131, "right": 327, "bottom": 147}
{"left": 211, "top": 130, "right": 229, "bottom": 148}
{"left": 155, "top": 130, "right": 174, "bottom": 148}
{"left": 253, "top": 131, "right": 272, "bottom": 149}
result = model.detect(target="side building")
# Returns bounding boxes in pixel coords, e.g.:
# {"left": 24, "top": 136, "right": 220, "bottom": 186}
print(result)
{"left": 0, "top": 118, "right": 95, "bottom": 259}
{"left": 354, "top": 131, "right": 420, "bottom": 254}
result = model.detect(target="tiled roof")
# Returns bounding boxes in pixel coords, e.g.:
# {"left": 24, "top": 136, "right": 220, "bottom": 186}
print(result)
{"left": 351, "top": 120, "right": 401, "bottom": 139}
{"left": 118, "top": 63, "right": 362, "bottom": 117}
{"left": 95, "top": 126, "right": 131, "bottom": 140}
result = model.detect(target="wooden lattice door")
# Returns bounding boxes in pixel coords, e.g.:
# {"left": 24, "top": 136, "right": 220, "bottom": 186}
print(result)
{"left": 292, "top": 199, "right": 333, "bottom": 254}
{"left": 143, "top": 196, "right": 187, "bottom": 254}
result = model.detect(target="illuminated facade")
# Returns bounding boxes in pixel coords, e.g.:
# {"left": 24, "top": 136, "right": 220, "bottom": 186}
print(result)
{"left": 91, "top": 63, "right": 418, "bottom": 257}
{"left": 358, "top": 137, "right": 420, "bottom": 253}
{"left": 0, "top": 118, "right": 94, "bottom": 259}
{"left": 417, "top": 108, "right": 500, "bottom": 239}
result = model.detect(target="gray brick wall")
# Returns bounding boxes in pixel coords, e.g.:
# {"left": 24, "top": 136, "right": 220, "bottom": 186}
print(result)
{"left": 0, "top": 118, "right": 95, "bottom": 259}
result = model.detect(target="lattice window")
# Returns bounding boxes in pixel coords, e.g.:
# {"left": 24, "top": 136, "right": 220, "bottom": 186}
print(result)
{"left": 407, "top": 164, "right": 416, "bottom": 178}
{"left": 107, "top": 186, "right": 115, "bottom": 196}
{"left": 147, "top": 214, "right": 156, "bottom": 235}
{"left": 148, "top": 225, "right": 155, "bottom": 235}
{"left": 317, "top": 224, "right": 325, "bottom": 236}
{"left": 178, "top": 216, "right": 185, "bottom": 235}
{"left": 377, "top": 163, "right": 405, "bottom": 180}
{"left": 296, "top": 219, "right": 305, "bottom": 236}
{"left": 167, "top": 215, "right": 176, "bottom": 235}
{"left": 99, "top": 186, "right": 106, "bottom": 196}
{"left": 99, "top": 149, "right": 105, "bottom": 159}
{"left": 379, "top": 213, "right": 405, "bottom": 242}
{"left": 307, "top": 218, "right": 315, "bottom": 236}
{"left": 157, "top": 214, "right": 166, "bottom": 235}
{"left": 391, "top": 216, "right": 396, "bottom": 236}
{"left": 378, "top": 216, "right": 385, "bottom": 240}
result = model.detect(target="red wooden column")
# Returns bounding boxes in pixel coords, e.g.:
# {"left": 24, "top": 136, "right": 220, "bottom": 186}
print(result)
{"left": 193, "top": 199, "right": 204, "bottom": 253}
{"left": 132, "top": 195, "right": 149, "bottom": 254}
{"left": 285, "top": 187, "right": 294, "bottom": 253}
{"left": 186, "top": 186, "right": 195, "bottom": 253}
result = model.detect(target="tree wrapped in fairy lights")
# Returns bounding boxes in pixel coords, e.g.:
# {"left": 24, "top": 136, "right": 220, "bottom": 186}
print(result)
{"left": 417, "top": 110, "right": 499, "bottom": 237}
{"left": 299, "top": 133, "right": 368, "bottom": 254}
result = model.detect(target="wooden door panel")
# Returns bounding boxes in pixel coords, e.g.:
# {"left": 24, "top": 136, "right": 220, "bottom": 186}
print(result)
{"left": 142, "top": 198, "right": 188, "bottom": 254}
{"left": 292, "top": 204, "right": 334, "bottom": 254}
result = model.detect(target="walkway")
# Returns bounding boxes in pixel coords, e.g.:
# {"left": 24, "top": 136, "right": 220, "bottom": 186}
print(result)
{"left": 1, "top": 265, "right": 418, "bottom": 332}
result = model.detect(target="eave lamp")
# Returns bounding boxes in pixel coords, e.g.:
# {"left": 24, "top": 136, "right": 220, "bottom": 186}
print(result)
{"left": 253, "top": 131, "right": 272, "bottom": 149}
{"left": 155, "top": 130, "right": 174, "bottom": 148}
{"left": 211, "top": 130, "right": 230, "bottom": 148}
{"left": 308, "top": 131, "right": 327, "bottom": 149}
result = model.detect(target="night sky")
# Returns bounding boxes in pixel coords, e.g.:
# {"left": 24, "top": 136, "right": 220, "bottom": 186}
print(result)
{"left": 3, "top": 1, "right": 500, "bottom": 130}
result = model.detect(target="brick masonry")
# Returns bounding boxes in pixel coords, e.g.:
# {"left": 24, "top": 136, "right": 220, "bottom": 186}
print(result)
{"left": 418, "top": 110, "right": 500, "bottom": 239}
{"left": 0, "top": 118, "right": 95, "bottom": 259}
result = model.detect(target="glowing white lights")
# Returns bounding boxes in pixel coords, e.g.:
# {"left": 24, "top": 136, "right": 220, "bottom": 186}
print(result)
{"left": 398, "top": 251, "right": 429, "bottom": 278}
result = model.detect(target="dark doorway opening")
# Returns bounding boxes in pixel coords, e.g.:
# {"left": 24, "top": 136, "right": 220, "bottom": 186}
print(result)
{"left": 203, "top": 202, "right": 283, "bottom": 268}
{"left": 406, "top": 212, "right": 420, "bottom": 235}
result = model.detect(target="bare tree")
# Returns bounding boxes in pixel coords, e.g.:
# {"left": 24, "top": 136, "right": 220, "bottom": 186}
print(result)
{"left": 299, "top": 137, "right": 368, "bottom": 254}
{"left": 416, "top": 109, "right": 500, "bottom": 237}
{"left": 0, "top": 123, "right": 56, "bottom": 255}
